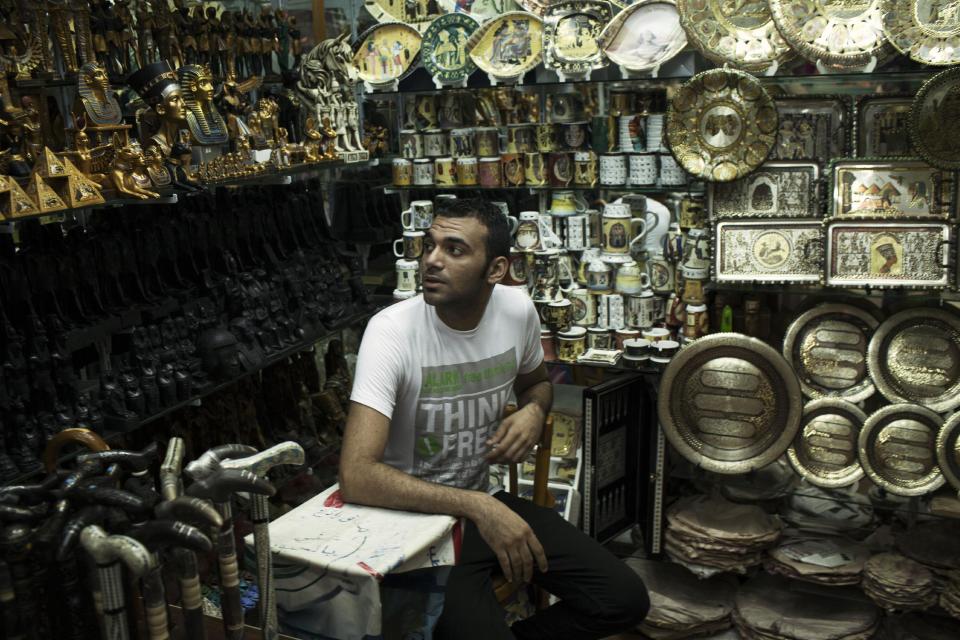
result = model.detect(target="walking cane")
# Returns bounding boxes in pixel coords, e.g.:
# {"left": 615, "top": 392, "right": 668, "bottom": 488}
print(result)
{"left": 221, "top": 442, "right": 305, "bottom": 640}
{"left": 80, "top": 524, "right": 151, "bottom": 640}
{"left": 155, "top": 497, "right": 222, "bottom": 640}
{"left": 129, "top": 520, "right": 212, "bottom": 640}
{"left": 185, "top": 469, "right": 275, "bottom": 640}
{"left": 57, "top": 505, "right": 111, "bottom": 640}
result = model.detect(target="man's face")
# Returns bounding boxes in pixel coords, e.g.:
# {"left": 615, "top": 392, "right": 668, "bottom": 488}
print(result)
{"left": 422, "top": 216, "right": 498, "bottom": 307}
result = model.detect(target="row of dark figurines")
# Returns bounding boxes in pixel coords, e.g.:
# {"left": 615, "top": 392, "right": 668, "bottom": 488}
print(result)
{"left": 0, "top": 180, "right": 372, "bottom": 483}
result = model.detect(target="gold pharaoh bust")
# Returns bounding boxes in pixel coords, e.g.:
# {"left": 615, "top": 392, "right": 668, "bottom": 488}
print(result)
{"left": 75, "top": 62, "right": 123, "bottom": 126}
{"left": 178, "top": 64, "right": 229, "bottom": 146}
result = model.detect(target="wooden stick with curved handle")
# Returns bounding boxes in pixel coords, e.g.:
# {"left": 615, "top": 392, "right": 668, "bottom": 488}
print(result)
{"left": 80, "top": 525, "right": 151, "bottom": 640}
{"left": 221, "top": 442, "right": 305, "bottom": 640}
{"left": 43, "top": 429, "right": 110, "bottom": 473}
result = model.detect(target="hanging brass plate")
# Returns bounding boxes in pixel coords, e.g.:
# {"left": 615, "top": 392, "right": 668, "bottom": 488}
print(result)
{"left": 787, "top": 398, "right": 866, "bottom": 488}
{"left": 868, "top": 307, "right": 960, "bottom": 412}
{"left": 859, "top": 403, "right": 944, "bottom": 496}
{"left": 658, "top": 333, "right": 803, "bottom": 475}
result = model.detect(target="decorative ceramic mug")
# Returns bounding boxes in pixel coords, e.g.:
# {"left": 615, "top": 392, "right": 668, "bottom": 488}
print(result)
{"left": 659, "top": 153, "right": 687, "bottom": 186}
{"left": 491, "top": 201, "right": 519, "bottom": 235}
{"left": 645, "top": 114, "right": 665, "bottom": 152}
{"left": 587, "top": 326, "right": 614, "bottom": 350}
{"left": 561, "top": 122, "right": 588, "bottom": 150}
{"left": 557, "top": 326, "right": 587, "bottom": 362}
{"left": 540, "top": 328, "right": 557, "bottom": 361}
{"left": 598, "top": 294, "right": 625, "bottom": 330}
{"left": 503, "top": 248, "right": 530, "bottom": 286}
{"left": 456, "top": 157, "right": 478, "bottom": 185}
{"left": 564, "top": 214, "right": 590, "bottom": 250}
{"left": 599, "top": 153, "right": 627, "bottom": 186}
{"left": 401, "top": 200, "right": 433, "bottom": 230}
{"left": 585, "top": 259, "right": 613, "bottom": 294}
{"left": 515, "top": 211, "right": 541, "bottom": 251}
{"left": 506, "top": 124, "right": 535, "bottom": 153}
{"left": 549, "top": 92, "right": 584, "bottom": 123}
{"left": 550, "top": 190, "right": 588, "bottom": 217}
{"left": 423, "top": 129, "right": 447, "bottom": 157}
{"left": 393, "top": 230, "right": 425, "bottom": 259}
{"left": 547, "top": 152, "right": 573, "bottom": 187}
{"left": 392, "top": 158, "right": 412, "bottom": 186}
{"left": 478, "top": 157, "right": 502, "bottom": 187}
{"left": 681, "top": 228, "right": 710, "bottom": 280}
{"left": 569, "top": 288, "right": 596, "bottom": 327}
{"left": 614, "top": 261, "right": 650, "bottom": 295}
{"left": 544, "top": 298, "right": 573, "bottom": 332}
{"left": 601, "top": 203, "right": 647, "bottom": 255}
{"left": 684, "top": 302, "right": 709, "bottom": 340}
{"left": 449, "top": 128, "right": 476, "bottom": 158}
{"left": 395, "top": 258, "right": 420, "bottom": 292}
{"left": 648, "top": 251, "right": 675, "bottom": 294}
{"left": 628, "top": 153, "right": 658, "bottom": 186}
{"left": 475, "top": 127, "right": 500, "bottom": 157}
{"left": 535, "top": 123, "right": 557, "bottom": 152}
{"left": 618, "top": 114, "right": 646, "bottom": 152}
{"left": 524, "top": 152, "right": 546, "bottom": 186}
{"left": 501, "top": 153, "right": 525, "bottom": 186}
{"left": 413, "top": 159, "right": 433, "bottom": 185}
{"left": 573, "top": 150, "right": 597, "bottom": 187}
{"left": 434, "top": 157, "right": 457, "bottom": 186}
{"left": 399, "top": 130, "right": 423, "bottom": 159}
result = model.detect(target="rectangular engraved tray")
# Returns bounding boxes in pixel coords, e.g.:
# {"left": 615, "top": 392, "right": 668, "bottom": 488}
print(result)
{"left": 709, "top": 162, "right": 821, "bottom": 219}
{"left": 830, "top": 159, "right": 956, "bottom": 219}
{"left": 825, "top": 221, "right": 951, "bottom": 289}
{"left": 714, "top": 220, "right": 823, "bottom": 284}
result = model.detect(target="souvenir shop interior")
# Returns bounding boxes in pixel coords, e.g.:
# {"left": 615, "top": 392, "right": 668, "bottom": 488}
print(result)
{"left": 0, "top": 0, "right": 958, "bottom": 639}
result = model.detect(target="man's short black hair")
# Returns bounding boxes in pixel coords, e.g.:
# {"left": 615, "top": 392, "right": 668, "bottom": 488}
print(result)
{"left": 434, "top": 198, "right": 511, "bottom": 264}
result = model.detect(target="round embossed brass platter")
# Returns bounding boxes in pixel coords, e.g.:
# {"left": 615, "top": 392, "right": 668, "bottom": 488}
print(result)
{"left": 467, "top": 11, "right": 544, "bottom": 82}
{"left": 658, "top": 332, "right": 803, "bottom": 474}
{"left": 666, "top": 68, "right": 778, "bottom": 182}
{"left": 422, "top": 13, "right": 479, "bottom": 85}
{"left": 599, "top": 0, "right": 688, "bottom": 74}
{"left": 859, "top": 404, "right": 944, "bottom": 496}
{"left": 783, "top": 303, "right": 880, "bottom": 403}
{"left": 787, "top": 398, "right": 866, "bottom": 488}
{"left": 883, "top": 0, "right": 960, "bottom": 66}
{"left": 937, "top": 412, "right": 960, "bottom": 491}
{"left": 677, "top": 0, "right": 793, "bottom": 71}
{"left": 352, "top": 23, "right": 422, "bottom": 88}
{"left": 364, "top": 0, "right": 447, "bottom": 34}
{"left": 911, "top": 67, "right": 960, "bottom": 171}
{"left": 769, "top": 0, "right": 891, "bottom": 69}
{"left": 867, "top": 307, "right": 960, "bottom": 412}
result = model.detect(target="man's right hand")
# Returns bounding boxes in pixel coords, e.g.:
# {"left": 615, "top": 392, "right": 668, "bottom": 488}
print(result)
{"left": 472, "top": 494, "right": 548, "bottom": 584}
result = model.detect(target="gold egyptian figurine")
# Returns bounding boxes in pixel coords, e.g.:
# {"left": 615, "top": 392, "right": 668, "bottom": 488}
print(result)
{"left": 303, "top": 117, "right": 323, "bottom": 162}
{"left": 144, "top": 145, "right": 171, "bottom": 188}
{"left": 74, "top": 63, "right": 123, "bottom": 126}
{"left": 127, "top": 61, "right": 188, "bottom": 159}
{"left": 178, "top": 64, "right": 229, "bottom": 146}
{"left": 108, "top": 144, "right": 160, "bottom": 199}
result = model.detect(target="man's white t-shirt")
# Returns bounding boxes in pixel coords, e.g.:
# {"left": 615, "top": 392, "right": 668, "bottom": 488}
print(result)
{"left": 350, "top": 285, "right": 544, "bottom": 491}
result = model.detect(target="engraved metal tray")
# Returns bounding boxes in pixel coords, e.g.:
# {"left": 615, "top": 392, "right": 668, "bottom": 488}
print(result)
{"left": 911, "top": 68, "right": 960, "bottom": 171}
{"left": 854, "top": 95, "right": 914, "bottom": 158}
{"left": 829, "top": 159, "right": 955, "bottom": 219}
{"left": 787, "top": 398, "right": 867, "bottom": 488}
{"left": 937, "top": 412, "right": 960, "bottom": 493}
{"left": 657, "top": 333, "right": 803, "bottom": 474}
{"left": 714, "top": 219, "right": 823, "bottom": 284}
{"left": 771, "top": 96, "right": 850, "bottom": 164}
{"left": 858, "top": 403, "right": 944, "bottom": 496}
{"left": 769, "top": 0, "right": 891, "bottom": 69}
{"left": 868, "top": 307, "right": 960, "bottom": 413}
{"left": 783, "top": 302, "right": 880, "bottom": 402}
{"left": 677, "top": 0, "right": 793, "bottom": 72}
{"left": 883, "top": 0, "right": 960, "bottom": 67}
{"left": 543, "top": 1, "right": 611, "bottom": 77}
{"left": 709, "top": 162, "right": 821, "bottom": 219}
{"left": 825, "top": 220, "right": 951, "bottom": 289}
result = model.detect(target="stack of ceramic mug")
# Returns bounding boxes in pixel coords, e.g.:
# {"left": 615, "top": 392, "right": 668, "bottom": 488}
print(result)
{"left": 392, "top": 199, "right": 434, "bottom": 300}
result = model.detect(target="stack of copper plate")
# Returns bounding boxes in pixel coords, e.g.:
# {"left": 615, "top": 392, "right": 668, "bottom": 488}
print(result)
{"left": 764, "top": 536, "right": 869, "bottom": 586}
{"left": 896, "top": 521, "right": 960, "bottom": 591}
{"left": 625, "top": 558, "right": 736, "bottom": 639}
{"left": 940, "top": 570, "right": 960, "bottom": 619}
{"left": 733, "top": 574, "right": 879, "bottom": 640}
{"left": 862, "top": 553, "right": 937, "bottom": 612}
{"left": 880, "top": 611, "right": 960, "bottom": 638}
{"left": 665, "top": 495, "right": 782, "bottom": 575}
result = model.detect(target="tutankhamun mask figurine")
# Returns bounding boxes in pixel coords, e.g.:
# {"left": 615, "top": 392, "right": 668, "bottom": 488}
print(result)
{"left": 73, "top": 63, "right": 131, "bottom": 146}
{"left": 127, "top": 61, "right": 187, "bottom": 159}
{"left": 177, "top": 64, "right": 229, "bottom": 147}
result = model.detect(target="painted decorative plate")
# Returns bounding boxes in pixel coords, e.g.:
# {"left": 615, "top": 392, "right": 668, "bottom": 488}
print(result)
{"left": 421, "top": 13, "right": 479, "bottom": 85}
{"left": 666, "top": 68, "right": 779, "bottom": 182}
{"left": 868, "top": 307, "right": 960, "bottom": 412}
{"left": 677, "top": 0, "right": 793, "bottom": 72}
{"left": 769, "top": 0, "right": 891, "bottom": 69}
{"left": 883, "top": 0, "right": 960, "bottom": 66}
{"left": 657, "top": 333, "right": 803, "bottom": 475}
{"left": 783, "top": 303, "right": 880, "bottom": 402}
{"left": 598, "top": 0, "right": 688, "bottom": 73}
{"left": 353, "top": 23, "right": 422, "bottom": 87}
{"left": 543, "top": 1, "right": 611, "bottom": 77}
{"left": 364, "top": 0, "right": 447, "bottom": 34}
{"left": 467, "top": 11, "right": 544, "bottom": 81}
{"left": 859, "top": 403, "right": 944, "bottom": 496}
{"left": 787, "top": 398, "right": 867, "bottom": 488}
{"left": 438, "top": 0, "right": 522, "bottom": 21}
{"left": 911, "top": 67, "right": 960, "bottom": 171}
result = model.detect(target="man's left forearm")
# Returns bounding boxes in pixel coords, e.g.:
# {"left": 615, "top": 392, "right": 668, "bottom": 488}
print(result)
{"left": 518, "top": 379, "right": 552, "bottom": 422}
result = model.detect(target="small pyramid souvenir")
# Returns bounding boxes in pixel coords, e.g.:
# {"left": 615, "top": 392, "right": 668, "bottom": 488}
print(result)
{"left": 34, "top": 147, "right": 70, "bottom": 179}
{"left": 58, "top": 156, "right": 105, "bottom": 207}
{"left": 0, "top": 176, "right": 39, "bottom": 218}
{"left": 24, "top": 172, "right": 67, "bottom": 213}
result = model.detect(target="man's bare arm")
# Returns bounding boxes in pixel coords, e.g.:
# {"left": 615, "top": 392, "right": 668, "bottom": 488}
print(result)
{"left": 487, "top": 362, "right": 553, "bottom": 463}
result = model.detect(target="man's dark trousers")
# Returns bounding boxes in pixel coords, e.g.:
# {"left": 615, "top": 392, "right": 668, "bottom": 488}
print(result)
{"left": 434, "top": 490, "right": 650, "bottom": 639}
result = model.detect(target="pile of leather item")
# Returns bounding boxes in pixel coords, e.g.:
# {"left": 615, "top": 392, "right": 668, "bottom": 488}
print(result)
{"left": 861, "top": 552, "right": 938, "bottom": 612}
{"left": 665, "top": 495, "right": 782, "bottom": 576}
{"left": 896, "top": 520, "right": 960, "bottom": 592}
{"left": 763, "top": 535, "right": 869, "bottom": 586}
{"left": 733, "top": 574, "right": 880, "bottom": 640}
{"left": 625, "top": 558, "right": 736, "bottom": 639}
{"left": 941, "top": 570, "right": 960, "bottom": 619}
